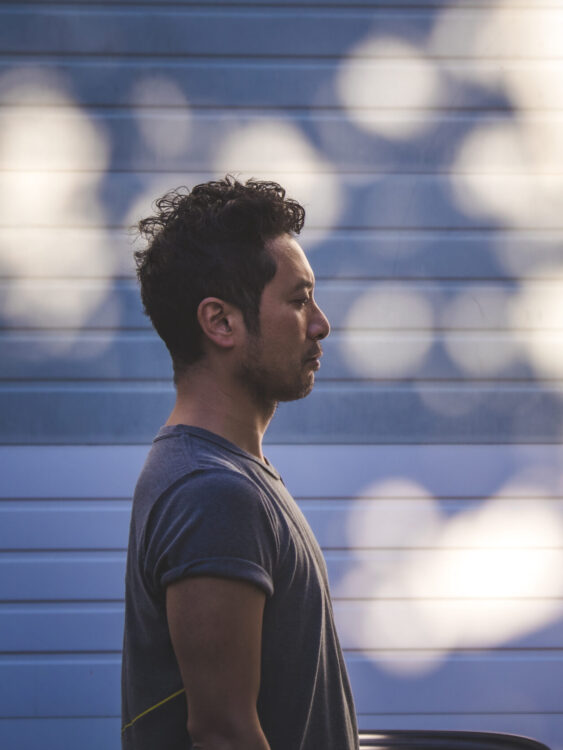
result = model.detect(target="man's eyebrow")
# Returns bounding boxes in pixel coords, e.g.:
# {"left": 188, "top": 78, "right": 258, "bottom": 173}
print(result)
{"left": 290, "top": 279, "right": 314, "bottom": 293}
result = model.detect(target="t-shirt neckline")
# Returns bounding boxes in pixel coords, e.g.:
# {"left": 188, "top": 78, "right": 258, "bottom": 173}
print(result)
{"left": 155, "top": 424, "right": 281, "bottom": 480}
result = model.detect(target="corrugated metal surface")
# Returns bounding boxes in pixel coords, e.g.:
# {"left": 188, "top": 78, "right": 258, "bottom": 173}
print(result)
{"left": 1, "top": 2, "right": 562, "bottom": 749}
{"left": 2, "top": 445, "right": 563, "bottom": 747}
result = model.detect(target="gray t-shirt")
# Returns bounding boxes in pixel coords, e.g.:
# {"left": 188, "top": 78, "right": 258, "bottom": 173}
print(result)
{"left": 121, "top": 425, "right": 358, "bottom": 750}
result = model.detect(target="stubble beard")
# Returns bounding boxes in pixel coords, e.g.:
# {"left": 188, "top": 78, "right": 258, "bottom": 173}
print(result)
{"left": 238, "top": 335, "right": 314, "bottom": 415}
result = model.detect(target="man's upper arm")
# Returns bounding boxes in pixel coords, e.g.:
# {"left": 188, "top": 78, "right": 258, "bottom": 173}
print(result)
{"left": 166, "top": 575, "right": 270, "bottom": 749}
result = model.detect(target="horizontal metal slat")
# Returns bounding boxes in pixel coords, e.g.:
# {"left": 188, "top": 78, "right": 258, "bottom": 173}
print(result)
{"left": 0, "top": 382, "right": 562, "bottom": 443}
{"left": 0, "top": 500, "right": 130, "bottom": 550}
{"left": 3, "top": 278, "right": 563, "bottom": 330}
{"left": 0, "top": 602, "right": 124, "bottom": 652}
{"left": 9, "top": 0, "right": 559, "bottom": 7}
{"left": 2, "top": 497, "right": 563, "bottom": 551}
{"left": 0, "top": 7, "right": 413, "bottom": 57}
{"left": 1, "top": 60, "right": 561, "bottom": 109}
{"left": 3, "top": 599, "right": 563, "bottom": 652}
{"left": 326, "top": 548, "right": 563, "bottom": 599}
{"left": 0, "top": 552, "right": 125, "bottom": 601}
{"left": 0, "top": 718, "right": 120, "bottom": 750}
{"left": 0, "top": 7, "right": 561, "bottom": 58}
{"left": 4, "top": 330, "right": 563, "bottom": 381}
{"left": 1, "top": 652, "right": 563, "bottom": 717}
{"left": 2, "top": 109, "right": 563, "bottom": 173}
{"left": 2, "top": 548, "right": 562, "bottom": 600}
{"left": 2, "top": 444, "right": 562, "bottom": 500}
{"left": 348, "top": 651, "right": 563, "bottom": 715}
{"left": 2, "top": 172, "right": 563, "bottom": 231}
{"left": 2, "top": 228, "right": 563, "bottom": 281}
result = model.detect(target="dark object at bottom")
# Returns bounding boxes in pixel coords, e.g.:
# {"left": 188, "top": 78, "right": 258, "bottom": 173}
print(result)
{"left": 358, "top": 730, "right": 551, "bottom": 750}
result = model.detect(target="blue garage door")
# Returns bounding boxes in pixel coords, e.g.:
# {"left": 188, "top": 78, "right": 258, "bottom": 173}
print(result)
{"left": 1, "top": 2, "right": 562, "bottom": 748}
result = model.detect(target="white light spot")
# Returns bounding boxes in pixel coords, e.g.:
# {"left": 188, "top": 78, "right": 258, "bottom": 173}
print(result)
{"left": 130, "top": 77, "right": 192, "bottom": 159}
{"left": 442, "top": 287, "right": 520, "bottom": 377}
{"left": 0, "top": 69, "right": 114, "bottom": 341}
{"left": 342, "top": 285, "right": 434, "bottom": 378}
{"left": 509, "top": 274, "right": 563, "bottom": 380}
{"left": 346, "top": 479, "right": 441, "bottom": 550}
{"left": 337, "top": 36, "right": 443, "bottom": 140}
{"left": 338, "top": 471, "right": 563, "bottom": 676}
{"left": 214, "top": 119, "right": 342, "bottom": 240}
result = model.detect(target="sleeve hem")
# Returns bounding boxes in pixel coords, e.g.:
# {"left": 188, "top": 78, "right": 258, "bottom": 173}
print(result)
{"left": 161, "top": 556, "right": 274, "bottom": 597}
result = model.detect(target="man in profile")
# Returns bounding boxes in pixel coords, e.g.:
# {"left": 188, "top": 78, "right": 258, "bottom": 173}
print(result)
{"left": 121, "top": 176, "right": 359, "bottom": 750}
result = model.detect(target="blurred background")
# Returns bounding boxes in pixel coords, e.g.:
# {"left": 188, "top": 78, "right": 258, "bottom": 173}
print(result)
{"left": 1, "top": 1, "right": 563, "bottom": 748}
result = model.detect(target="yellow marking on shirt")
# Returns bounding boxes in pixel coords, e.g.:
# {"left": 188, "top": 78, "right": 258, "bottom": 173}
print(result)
{"left": 121, "top": 687, "right": 186, "bottom": 734}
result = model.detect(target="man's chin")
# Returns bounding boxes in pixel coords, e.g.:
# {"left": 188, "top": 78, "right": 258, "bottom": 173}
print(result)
{"left": 243, "top": 365, "right": 316, "bottom": 405}
{"left": 277, "top": 376, "right": 315, "bottom": 403}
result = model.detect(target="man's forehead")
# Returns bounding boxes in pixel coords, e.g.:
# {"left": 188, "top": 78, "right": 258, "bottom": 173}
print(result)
{"left": 267, "top": 235, "right": 315, "bottom": 285}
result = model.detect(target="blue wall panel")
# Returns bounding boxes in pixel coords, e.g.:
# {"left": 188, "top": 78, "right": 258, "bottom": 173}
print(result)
{"left": 1, "top": 1, "right": 563, "bottom": 748}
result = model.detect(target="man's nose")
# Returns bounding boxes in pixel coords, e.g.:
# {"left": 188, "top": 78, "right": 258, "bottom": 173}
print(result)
{"left": 310, "top": 303, "right": 330, "bottom": 340}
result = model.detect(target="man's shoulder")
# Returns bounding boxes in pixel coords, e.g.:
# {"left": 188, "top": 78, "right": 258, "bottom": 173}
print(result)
{"left": 163, "top": 468, "right": 267, "bottom": 521}
{"left": 135, "top": 425, "right": 249, "bottom": 498}
{"left": 140, "top": 462, "right": 275, "bottom": 555}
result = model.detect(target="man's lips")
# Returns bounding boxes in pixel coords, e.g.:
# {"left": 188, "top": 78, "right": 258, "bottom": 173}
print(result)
{"left": 305, "top": 348, "right": 323, "bottom": 362}
{"left": 304, "top": 348, "right": 323, "bottom": 368}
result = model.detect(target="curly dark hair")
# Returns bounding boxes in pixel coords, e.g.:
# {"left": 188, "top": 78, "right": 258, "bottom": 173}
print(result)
{"left": 135, "top": 175, "right": 306, "bottom": 381}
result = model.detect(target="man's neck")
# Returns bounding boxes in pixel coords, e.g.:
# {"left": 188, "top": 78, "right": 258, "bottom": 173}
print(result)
{"left": 165, "top": 365, "right": 275, "bottom": 462}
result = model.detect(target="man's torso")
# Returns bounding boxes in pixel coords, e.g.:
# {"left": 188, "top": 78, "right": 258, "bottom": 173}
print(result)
{"left": 121, "top": 425, "right": 358, "bottom": 750}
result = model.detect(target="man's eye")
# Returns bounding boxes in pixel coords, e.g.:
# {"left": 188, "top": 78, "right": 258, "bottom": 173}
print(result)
{"left": 293, "top": 298, "right": 310, "bottom": 306}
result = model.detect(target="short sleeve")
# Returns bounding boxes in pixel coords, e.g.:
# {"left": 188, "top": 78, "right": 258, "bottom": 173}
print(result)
{"left": 142, "top": 469, "right": 277, "bottom": 597}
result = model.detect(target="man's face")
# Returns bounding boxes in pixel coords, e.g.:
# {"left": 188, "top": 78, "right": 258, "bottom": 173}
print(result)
{"left": 237, "top": 234, "right": 330, "bottom": 406}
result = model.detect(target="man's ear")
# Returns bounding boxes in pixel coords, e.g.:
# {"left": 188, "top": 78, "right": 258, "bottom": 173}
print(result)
{"left": 197, "top": 297, "right": 242, "bottom": 350}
